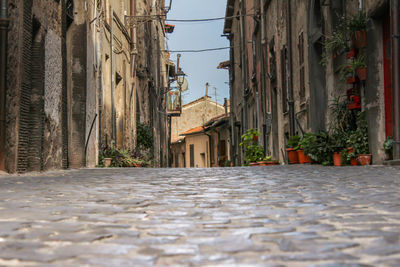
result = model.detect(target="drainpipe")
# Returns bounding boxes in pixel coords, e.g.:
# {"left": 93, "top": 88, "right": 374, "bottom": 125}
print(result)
{"left": 227, "top": 34, "right": 236, "bottom": 166}
{"left": 286, "top": 0, "right": 295, "bottom": 136}
{"left": 110, "top": 7, "right": 116, "bottom": 144}
{"left": 130, "top": 0, "right": 137, "bottom": 148}
{"left": 0, "top": 0, "right": 8, "bottom": 170}
{"left": 240, "top": 0, "right": 247, "bottom": 165}
{"left": 392, "top": 0, "right": 400, "bottom": 159}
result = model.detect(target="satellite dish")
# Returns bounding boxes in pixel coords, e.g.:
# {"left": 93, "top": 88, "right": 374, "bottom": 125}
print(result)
{"left": 180, "top": 78, "right": 188, "bottom": 92}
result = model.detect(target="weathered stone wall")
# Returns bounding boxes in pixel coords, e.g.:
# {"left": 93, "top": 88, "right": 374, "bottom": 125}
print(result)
{"left": 6, "top": 0, "right": 64, "bottom": 172}
{"left": 43, "top": 30, "right": 63, "bottom": 170}
{"left": 6, "top": 0, "right": 23, "bottom": 173}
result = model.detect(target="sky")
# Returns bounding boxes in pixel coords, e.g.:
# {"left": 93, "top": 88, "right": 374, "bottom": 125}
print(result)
{"left": 166, "top": 0, "right": 230, "bottom": 105}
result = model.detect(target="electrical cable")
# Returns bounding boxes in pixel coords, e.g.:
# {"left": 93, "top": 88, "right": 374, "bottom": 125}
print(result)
{"left": 165, "top": 13, "right": 257, "bottom": 22}
{"left": 166, "top": 46, "right": 233, "bottom": 53}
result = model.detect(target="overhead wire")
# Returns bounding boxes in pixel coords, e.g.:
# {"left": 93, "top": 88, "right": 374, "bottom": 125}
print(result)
{"left": 166, "top": 46, "right": 235, "bottom": 53}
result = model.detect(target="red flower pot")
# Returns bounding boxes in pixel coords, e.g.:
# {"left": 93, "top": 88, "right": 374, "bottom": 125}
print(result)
{"left": 353, "top": 30, "right": 367, "bottom": 48}
{"left": 333, "top": 152, "right": 342, "bottom": 166}
{"left": 297, "top": 150, "right": 312, "bottom": 164}
{"left": 258, "top": 161, "right": 279, "bottom": 166}
{"left": 356, "top": 67, "right": 367, "bottom": 81}
{"left": 253, "top": 134, "right": 258, "bottom": 141}
{"left": 352, "top": 95, "right": 361, "bottom": 104}
{"left": 350, "top": 158, "right": 358, "bottom": 166}
{"left": 346, "top": 76, "right": 358, "bottom": 84}
{"left": 250, "top": 162, "right": 259, "bottom": 166}
{"left": 346, "top": 48, "right": 357, "bottom": 59}
{"left": 358, "top": 154, "right": 372, "bottom": 165}
{"left": 286, "top": 148, "right": 299, "bottom": 164}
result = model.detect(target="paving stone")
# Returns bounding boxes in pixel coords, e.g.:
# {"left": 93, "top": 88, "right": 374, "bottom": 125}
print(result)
{"left": 0, "top": 166, "right": 399, "bottom": 265}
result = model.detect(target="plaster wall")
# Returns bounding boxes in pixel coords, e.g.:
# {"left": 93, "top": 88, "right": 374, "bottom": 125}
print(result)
{"left": 171, "top": 97, "right": 225, "bottom": 143}
{"left": 185, "top": 134, "right": 210, "bottom": 168}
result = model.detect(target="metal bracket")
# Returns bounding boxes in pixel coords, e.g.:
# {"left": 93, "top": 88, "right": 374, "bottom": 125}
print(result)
{"left": 124, "top": 15, "right": 161, "bottom": 29}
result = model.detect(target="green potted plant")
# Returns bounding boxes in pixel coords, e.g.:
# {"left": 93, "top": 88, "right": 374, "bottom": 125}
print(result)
{"left": 352, "top": 54, "right": 367, "bottom": 80}
{"left": 240, "top": 129, "right": 265, "bottom": 166}
{"left": 298, "top": 133, "right": 313, "bottom": 164}
{"left": 303, "top": 132, "right": 334, "bottom": 166}
{"left": 258, "top": 155, "right": 279, "bottom": 166}
{"left": 347, "top": 113, "right": 371, "bottom": 165}
{"left": 348, "top": 11, "right": 367, "bottom": 48}
{"left": 384, "top": 136, "right": 393, "bottom": 161}
{"left": 101, "top": 145, "right": 116, "bottom": 167}
{"left": 286, "top": 135, "right": 300, "bottom": 164}
{"left": 331, "top": 132, "right": 348, "bottom": 166}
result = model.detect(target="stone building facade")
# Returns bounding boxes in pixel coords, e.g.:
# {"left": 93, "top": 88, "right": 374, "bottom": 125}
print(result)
{"left": 1, "top": 0, "right": 171, "bottom": 172}
{"left": 170, "top": 95, "right": 227, "bottom": 168}
{"left": 224, "top": 0, "right": 400, "bottom": 165}
{"left": 134, "top": 0, "right": 172, "bottom": 167}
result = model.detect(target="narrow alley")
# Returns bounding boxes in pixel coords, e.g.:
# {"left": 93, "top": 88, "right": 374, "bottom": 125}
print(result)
{"left": 1, "top": 166, "right": 400, "bottom": 266}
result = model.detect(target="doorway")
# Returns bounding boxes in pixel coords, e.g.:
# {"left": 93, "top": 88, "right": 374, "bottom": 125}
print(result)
{"left": 383, "top": 15, "right": 393, "bottom": 138}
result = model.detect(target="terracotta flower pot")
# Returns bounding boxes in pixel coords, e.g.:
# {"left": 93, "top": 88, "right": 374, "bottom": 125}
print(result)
{"left": 346, "top": 76, "right": 358, "bottom": 84}
{"left": 104, "top": 158, "right": 112, "bottom": 167}
{"left": 253, "top": 134, "right": 258, "bottom": 141}
{"left": 358, "top": 154, "right": 372, "bottom": 165}
{"left": 257, "top": 161, "right": 268, "bottom": 166}
{"left": 356, "top": 67, "right": 367, "bottom": 81}
{"left": 297, "top": 150, "right": 312, "bottom": 164}
{"left": 352, "top": 95, "right": 361, "bottom": 104}
{"left": 353, "top": 30, "right": 367, "bottom": 48}
{"left": 250, "top": 162, "right": 259, "bottom": 166}
{"left": 333, "top": 152, "right": 342, "bottom": 166}
{"left": 350, "top": 158, "right": 358, "bottom": 166}
{"left": 286, "top": 148, "right": 299, "bottom": 164}
{"left": 266, "top": 161, "right": 279, "bottom": 165}
{"left": 346, "top": 147, "right": 354, "bottom": 154}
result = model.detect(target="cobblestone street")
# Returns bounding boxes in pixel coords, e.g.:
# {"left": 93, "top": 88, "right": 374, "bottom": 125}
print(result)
{"left": 0, "top": 166, "right": 400, "bottom": 266}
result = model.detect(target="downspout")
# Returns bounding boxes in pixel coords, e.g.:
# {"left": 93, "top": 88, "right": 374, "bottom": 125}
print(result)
{"left": 240, "top": 0, "right": 247, "bottom": 165}
{"left": 0, "top": 0, "right": 8, "bottom": 170}
{"left": 227, "top": 34, "right": 236, "bottom": 166}
{"left": 392, "top": 0, "right": 400, "bottom": 160}
{"left": 130, "top": 0, "right": 137, "bottom": 148}
{"left": 110, "top": 7, "right": 116, "bottom": 144}
{"left": 205, "top": 131, "right": 213, "bottom": 167}
{"left": 260, "top": 0, "right": 268, "bottom": 154}
{"left": 286, "top": 0, "right": 295, "bottom": 136}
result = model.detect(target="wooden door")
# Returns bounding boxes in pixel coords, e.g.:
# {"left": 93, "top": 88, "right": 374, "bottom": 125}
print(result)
{"left": 189, "top": 144, "right": 194, "bottom": 168}
{"left": 383, "top": 16, "right": 393, "bottom": 138}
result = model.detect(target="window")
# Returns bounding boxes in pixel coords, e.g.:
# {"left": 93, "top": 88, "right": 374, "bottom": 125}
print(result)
{"left": 298, "top": 32, "right": 306, "bottom": 102}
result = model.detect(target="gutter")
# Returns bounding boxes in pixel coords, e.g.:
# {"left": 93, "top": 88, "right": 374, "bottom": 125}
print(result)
{"left": 0, "top": 0, "right": 8, "bottom": 170}
{"left": 392, "top": 0, "right": 400, "bottom": 160}
{"left": 286, "top": 0, "right": 295, "bottom": 136}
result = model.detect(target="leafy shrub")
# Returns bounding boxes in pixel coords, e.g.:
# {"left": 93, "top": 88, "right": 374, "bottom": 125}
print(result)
{"left": 240, "top": 129, "right": 264, "bottom": 163}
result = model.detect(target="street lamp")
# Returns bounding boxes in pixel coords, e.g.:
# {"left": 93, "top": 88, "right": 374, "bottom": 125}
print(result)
{"left": 176, "top": 70, "right": 185, "bottom": 91}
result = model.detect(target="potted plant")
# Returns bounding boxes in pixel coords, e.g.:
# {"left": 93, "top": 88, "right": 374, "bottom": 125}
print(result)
{"left": 348, "top": 11, "right": 367, "bottom": 48}
{"left": 298, "top": 134, "right": 313, "bottom": 164}
{"left": 383, "top": 136, "right": 393, "bottom": 161}
{"left": 352, "top": 54, "right": 367, "bottom": 81}
{"left": 330, "top": 132, "right": 348, "bottom": 166}
{"left": 347, "top": 113, "right": 371, "bottom": 165}
{"left": 101, "top": 145, "right": 115, "bottom": 167}
{"left": 302, "top": 132, "right": 333, "bottom": 166}
{"left": 258, "top": 156, "right": 279, "bottom": 166}
{"left": 240, "top": 129, "right": 265, "bottom": 166}
{"left": 286, "top": 135, "right": 300, "bottom": 164}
